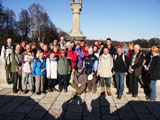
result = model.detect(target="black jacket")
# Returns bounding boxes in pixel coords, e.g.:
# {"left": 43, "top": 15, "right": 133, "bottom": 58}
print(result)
{"left": 113, "top": 53, "right": 129, "bottom": 72}
{"left": 149, "top": 55, "right": 160, "bottom": 80}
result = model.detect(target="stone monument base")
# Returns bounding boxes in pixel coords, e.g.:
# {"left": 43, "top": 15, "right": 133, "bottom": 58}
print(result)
{"left": 65, "top": 36, "right": 86, "bottom": 42}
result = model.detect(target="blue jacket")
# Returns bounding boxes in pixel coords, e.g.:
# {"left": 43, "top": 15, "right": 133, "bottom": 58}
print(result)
{"left": 32, "top": 58, "right": 46, "bottom": 76}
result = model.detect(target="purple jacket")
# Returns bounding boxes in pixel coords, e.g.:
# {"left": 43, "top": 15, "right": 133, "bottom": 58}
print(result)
{"left": 75, "top": 48, "right": 84, "bottom": 67}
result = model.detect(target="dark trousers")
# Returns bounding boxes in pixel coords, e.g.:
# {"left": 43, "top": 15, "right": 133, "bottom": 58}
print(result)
{"left": 129, "top": 72, "right": 139, "bottom": 95}
{"left": 58, "top": 75, "right": 68, "bottom": 90}
{"left": 72, "top": 83, "right": 86, "bottom": 95}
{"left": 12, "top": 72, "right": 22, "bottom": 91}
{"left": 87, "top": 75, "right": 97, "bottom": 91}
{"left": 48, "top": 79, "right": 57, "bottom": 88}
{"left": 5, "top": 64, "right": 12, "bottom": 82}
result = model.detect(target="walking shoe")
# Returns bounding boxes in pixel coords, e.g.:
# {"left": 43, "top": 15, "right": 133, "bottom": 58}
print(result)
{"left": 92, "top": 90, "right": 96, "bottom": 94}
{"left": 107, "top": 91, "right": 111, "bottom": 96}
{"left": 41, "top": 91, "right": 47, "bottom": 94}
{"left": 23, "top": 90, "right": 27, "bottom": 94}
{"left": 126, "top": 92, "right": 132, "bottom": 94}
{"left": 13, "top": 90, "right": 18, "bottom": 93}
{"left": 148, "top": 98, "right": 155, "bottom": 102}
{"left": 132, "top": 94, "right": 137, "bottom": 97}
{"left": 7, "top": 81, "right": 12, "bottom": 84}
{"left": 64, "top": 90, "right": 68, "bottom": 92}
{"left": 31, "top": 90, "right": 35, "bottom": 94}
{"left": 117, "top": 96, "right": 122, "bottom": 99}
{"left": 53, "top": 88, "right": 59, "bottom": 92}
{"left": 87, "top": 90, "right": 92, "bottom": 93}
{"left": 36, "top": 92, "right": 41, "bottom": 95}
{"left": 48, "top": 88, "right": 53, "bottom": 92}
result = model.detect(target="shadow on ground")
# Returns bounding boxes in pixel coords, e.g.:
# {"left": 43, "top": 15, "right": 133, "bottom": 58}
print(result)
{"left": 0, "top": 93, "right": 160, "bottom": 120}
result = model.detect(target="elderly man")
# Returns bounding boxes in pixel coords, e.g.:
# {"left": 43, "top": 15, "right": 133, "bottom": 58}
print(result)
{"left": 1, "top": 38, "right": 14, "bottom": 84}
{"left": 11, "top": 44, "right": 22, "bottom": 93}
{"left": 58, "top": 36, "right": 65, "bottom": 50}
{"left": 128, "top": 44, "right": 144, "bottom": 97}
{"left": 83, "top": 47, "right": 98, "bottom": 93}
{"left": 21, "top": 44, "right": 35, "bottom": 94}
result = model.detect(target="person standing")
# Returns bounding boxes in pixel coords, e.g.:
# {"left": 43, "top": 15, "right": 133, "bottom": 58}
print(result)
{"left": 1, "top": 38, "right": 14, "bottom": 84}
{"left": 66, "top": 43, "right": 77, "bottom": 84}
{"left": 46, "top": 51, "right": 58, "bottom": 92}
{"left": 113, "top": 46, "right": 128, "bottom": 99}
{"left": 128, "top": 44, "right": 144, "bottom": 97}
{"left": 11, "top": 44, "right": 22, "bottom": 93}
{"left": 144, "top": 46, "right": 160, "bottom": 101}
{"left": 97, "top": 47, "right": 113, "bottom": 95}
{"left": 58, "top": 36, "right": 65, "bottom": 50}
{"left": 75, "top": 42, "right": 84, "bottom": 68}
{"left": 58, "top": 50, "right": 71, "bottom": 92}
{"left": 21, "top": 44, "right": 35, "bottom": 94}
{"left": 83, "top": 47, "right": 98, "bottom": 93}
{"left": 32, "top": 52, "right": 46, "bottom": 95}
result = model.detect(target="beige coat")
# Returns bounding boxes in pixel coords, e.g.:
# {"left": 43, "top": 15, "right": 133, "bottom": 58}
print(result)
{"left": 98, "top": 54, "right": 113, "bottom": 78}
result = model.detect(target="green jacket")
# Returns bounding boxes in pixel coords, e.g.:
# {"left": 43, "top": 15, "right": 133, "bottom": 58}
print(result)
{"left": 11, "top": 51, "right": 21, "bottom": 72}
{"left": 57, "top": 57, "right": 71, "bottom": 75}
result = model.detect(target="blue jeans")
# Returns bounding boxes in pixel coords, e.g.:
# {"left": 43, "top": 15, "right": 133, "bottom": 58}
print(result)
{"left": 48, "top": 79, "right": 57, "bottom": 88}
{"left": 150, "top": 80, "right": 157, "bottom": 99}
{"left": 58, "top": 75, "right": 68, "bottom": 91}
{"left": 115, "top": 72, "right": 125, "bottom": 96}
{"left": 100, "top": 77, "right": 111, "bottom": 88}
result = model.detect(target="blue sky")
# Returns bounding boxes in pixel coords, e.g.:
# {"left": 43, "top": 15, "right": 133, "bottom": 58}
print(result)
{"left": 2, "top": 0, "right": 160, "bottom": 41}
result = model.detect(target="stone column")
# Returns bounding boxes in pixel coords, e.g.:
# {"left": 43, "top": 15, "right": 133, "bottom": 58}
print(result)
{"left": 70, "top": 3, "right": 82, "bottom": 37}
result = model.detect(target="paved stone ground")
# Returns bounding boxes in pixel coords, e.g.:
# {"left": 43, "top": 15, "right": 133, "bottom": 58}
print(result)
{"left": 0, "top": 85, "right": 160, "bottom": 120}
{"left": 0, "top": 60, "right": 160, "bottom": 120}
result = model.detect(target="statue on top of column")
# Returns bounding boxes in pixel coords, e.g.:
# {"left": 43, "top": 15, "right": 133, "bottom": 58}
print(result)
{"left": 71, "top": 0, "right": 82, "bottom": 4}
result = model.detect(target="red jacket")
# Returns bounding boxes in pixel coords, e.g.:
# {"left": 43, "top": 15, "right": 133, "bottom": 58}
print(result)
{"left": 84, "top": 50, "right": 88, "bottom": 58}
{"left": 55, "top": 51, "right": 61, "bottom": 58}
{"left": 80, "top": 46, "right": 85, "bottom": 52}
{"left": 44, "top": 51, "right": 50, "bottom": 58}
{"left": 67, "top": 50, "right": 77, "bottom": 69}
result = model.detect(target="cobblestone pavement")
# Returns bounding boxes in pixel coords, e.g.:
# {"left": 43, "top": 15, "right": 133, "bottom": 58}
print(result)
{"left": 0, "top": 85, "right": 160, "bottom": 120}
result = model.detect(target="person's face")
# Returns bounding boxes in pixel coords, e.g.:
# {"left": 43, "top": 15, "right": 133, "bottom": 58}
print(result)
{"left": 32, "top": 45, "right": 36, "bottom": 49}
{"left": 50, "top": 53, "right": 55, "bottom": 58}
{"left": 106, "top": 40, "right": 111, "bottom": 46}
{"left": 134, "top": 45, "right": 139, "bottom": 53}
{"left": 53, "top": 47, "right": 58, "bottom": 52}
{"left": 94, "top": 42, "right": 98, "bottom": 46}
{"left": 76, "top": 45, "right": 80, "bottom": 49}
{"left": 93, "top": 46, "right": 98, "bottom": 52}
{"left": 44, "top": 46, "right": 48, "bottom": 51}
{"left": 16, "top": 45, "right": 21, "bottom": 52}
{"left": 50, "top": 45, "right": 54, "bottom": 50}
{"left": 60, "top": 37, "right": 64, "bottom": 43}
{"left": 40, "top": 43, "right": 44, "bottom": 48}
{"left": 78, "top": 68, "right": 83, "bottom": 73}
{"left": 53, "top": 40, "right": 58, "bottom": 46}
{"left": 61, "top": 52, "right": 65, "bottom": 57}
{"left": 21, "top": 42, "right": 25, "bottom": 47}
{"left": 7, "top": 38, "right": 12, "bottom": 45}
{"left": 39, "top": 53, "right": 44, "bottom": 59}
{"left": 71, "top": 42, "right": 75, "bottom": 47}
{"left": 68, "top": 46, "right": 72, "bottom": 50}
{"left": 103, "top": 48, "right": 109, "bottom": 55}
{"left": 129, "top": 45, "right": 134, "bottom": 50}
{"left": 80, "top": 41, "right": 84, "bottom": 46}
{"left": 88, "top": 50, "right": 93, "bottom": 55}
{"left": 85, "top": 46, "right": 88, "bottom": 51}
{"left": 26, "top": 45, "right": 31, "bottom": 52}
{"left": 117, "top": 48, "right": 122, "bottom": 54}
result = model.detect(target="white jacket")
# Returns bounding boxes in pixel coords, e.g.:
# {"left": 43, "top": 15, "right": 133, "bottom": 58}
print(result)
{"left": 46, "top": 57, "right": 57, "bottom": 79}
{"left": 98, "top": 54, "right": 113, "bottom": 78}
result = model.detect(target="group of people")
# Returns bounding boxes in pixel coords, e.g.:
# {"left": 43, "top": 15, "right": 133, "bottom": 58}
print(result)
{"left": 1, "top": 37, "right": 160, "bottom": 101}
